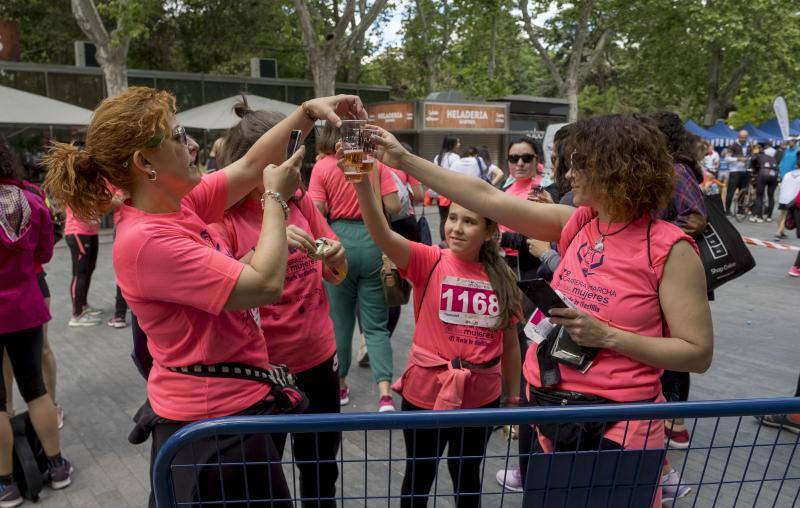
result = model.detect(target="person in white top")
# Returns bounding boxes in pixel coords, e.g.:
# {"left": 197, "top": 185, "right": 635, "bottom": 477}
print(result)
{"left": 433, "top": 136, "right": 461, "bottom": 241}
{"left": 776, "top": 168, "right": 800, "bottom": 239}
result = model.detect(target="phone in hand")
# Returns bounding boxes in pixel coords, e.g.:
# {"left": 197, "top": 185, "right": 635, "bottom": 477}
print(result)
{"left": 287, "top": 130, "right": 303, "bottom": 159}
{"left": 518, "top": 278, "right": 569, "bottom": 317}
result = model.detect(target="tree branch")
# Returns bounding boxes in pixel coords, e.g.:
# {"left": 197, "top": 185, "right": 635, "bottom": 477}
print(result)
{"left": 565, "top": 0, "right": 594, "bottom": 86}
{"left": 578, "top": 28, "right": 611, "bottom": 83}
{"left": 292, "top": 0, "right": 320, "bottom": 61}
{"left": 518, "top": 0, "right": 564, "bottom": 91}
{"left": 70, "top": 0, "right": 111, "bottom": 47}
{"left": 721, "top": 57, "right": 748, "bottom": 106}
{"left": 341, "top": 0, "right": 388, "bottom": 54}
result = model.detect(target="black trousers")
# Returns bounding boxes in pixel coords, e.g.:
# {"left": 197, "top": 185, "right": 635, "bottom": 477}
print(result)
{"left": 147, "top": 400, "right": 292, "bottom": 508}
{"left": 112, "top": 227, "right": 128, "bottom": 319}
{"left": 795, "top": 252, "right": 800, "bottom": 270}
{"left": 0, "top": 326, "right": 47, "bottom": 411}
{"left": 65, "top": 233, "right": 98, "bottom": 316}
{"left": 724, "top": 172, "right": 750, "bottom": 213}
{"left": 754, "top": 174, "right": 778, "bottom": 218}
{"left": 400, "top": 398, "right": 498, "bottom": 508}
{"left": 661, "top": 370, "right": 690, "bottom": 403}
{"left": 795, "top": 370, "right": 800, "bottom": 397}
{"left": 271, "top": 354, "right": 341, "bottom": 508}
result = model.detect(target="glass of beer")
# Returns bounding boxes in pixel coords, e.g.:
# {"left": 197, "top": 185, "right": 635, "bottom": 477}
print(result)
{"left": 341, "top": 120, "right": 366, "bottom": 182}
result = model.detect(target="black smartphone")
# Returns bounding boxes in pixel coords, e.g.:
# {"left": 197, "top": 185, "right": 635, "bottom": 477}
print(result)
{"left": 517, "top": 278, "right": 569, "bottom": 317}
{"left": 286, "top": 130, "right": 303, "bottom": 159}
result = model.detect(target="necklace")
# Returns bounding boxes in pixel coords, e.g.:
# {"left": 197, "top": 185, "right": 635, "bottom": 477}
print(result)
{"left": 593, "top": 218, "right": 634, "bottom": 252}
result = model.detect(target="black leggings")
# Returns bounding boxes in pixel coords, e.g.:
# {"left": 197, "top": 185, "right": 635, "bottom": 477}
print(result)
{"left": 65, "top": 234, "right": 99, "bottom": 316}
{"left": 795, "top": 370, "right": 800, "bottom": 397}
{"left": 401, "top": 398, "right": 498, "bottom": 507}
{"left": 754, "top": 174, "right": 778, "bottom": 218}
{"left": 794, "top": 251, "right": 800, "bottom": 270}
{"left": 112, "top": 227, "right": 128, "bottom": 319}
{"left": 271, "top": 355, "right": 341, "bottom": 508}
{"left": 147, "top": 401, "right": 292, "bottom": 508}
{"left": 0, "top": 326, "right": 47, "bottom": 411}
{"left": 661, "top": 370, "right": 690, "bottom": 403}
{"left": 724, "top": 172, "right": 750, "bottom": 213}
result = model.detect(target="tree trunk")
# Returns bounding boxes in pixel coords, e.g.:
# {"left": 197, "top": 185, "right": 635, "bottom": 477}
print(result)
{"left": 95, "top": 43, "right": 128, "bottom": 96}
{"left": 425, "top": 55, "right": 438, "bottom": 95}
{"left": 566, "top": 80, "right": 579, "bottom": 122}
{"left": 702, "top": 44, "right": 722, "bottom": 126}
{"left": 313, "top": 58, "right": 339, "bottom": 97}
{"left": 487, "top": 14, "right": 497, "bottom": 80}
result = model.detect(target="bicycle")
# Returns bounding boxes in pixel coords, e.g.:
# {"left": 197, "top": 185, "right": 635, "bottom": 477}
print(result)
{"left": 733, "top": 171, "right": 757, "bottom": 223}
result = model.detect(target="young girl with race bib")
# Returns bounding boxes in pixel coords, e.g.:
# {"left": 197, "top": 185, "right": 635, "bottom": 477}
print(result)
{"left": 343, "top": 154, "right": 521, "bottom": 507}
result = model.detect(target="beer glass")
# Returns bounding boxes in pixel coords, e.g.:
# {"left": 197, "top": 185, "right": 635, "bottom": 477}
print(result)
{"left": 340, "top": 120, "right": 366, "bottom": 182}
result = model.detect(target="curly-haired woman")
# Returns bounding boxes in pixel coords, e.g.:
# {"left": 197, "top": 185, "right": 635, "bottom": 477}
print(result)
{"left": 366, "top": 115, "right": 713, "bottom": 505}
{"left": 42, "top": 87, "right": 365, "bottom": 506}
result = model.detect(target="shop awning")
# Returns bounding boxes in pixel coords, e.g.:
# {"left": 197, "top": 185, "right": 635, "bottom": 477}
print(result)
{"left": 0, "top": 85, "right": 92, "bottom": 125}
{"left": 176, "top": 94, "right": 298, "bottom": 131}
{"left": 740, "top": 122, "right": 780, "bottom": 144}
{"left": 705, "top": 121, "right": 738, "bottom": 146}
{"left": 759, "top": 118, "right": 800, "bottom": 139}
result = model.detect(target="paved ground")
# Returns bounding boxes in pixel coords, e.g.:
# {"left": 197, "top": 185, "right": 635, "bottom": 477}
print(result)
{"left": 17, "top": 206, "right": 800, "bottom": 507}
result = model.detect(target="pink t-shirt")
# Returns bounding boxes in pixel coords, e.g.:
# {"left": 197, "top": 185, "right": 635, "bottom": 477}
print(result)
{"left": 64, "top": 206, "right": 99, "bottom": 235}
{"left": 209, "top": 192, "right": 338, "bottom": 373}
{"left": 522, "top": 207, "right": 696, "bottom": 445}
{"left": 308, "top": 155, "right": 398, "bottom": 220}
{"left": 113, "top": 171, "right": 270, "bottom": 422}
{"left": 397, "top": 242, "right": 507, "bottom": 409}
{"left": 500, "top": 176, "right": 542, "bottom": 257}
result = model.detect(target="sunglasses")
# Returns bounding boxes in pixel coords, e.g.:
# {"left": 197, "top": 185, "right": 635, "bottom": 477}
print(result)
{"left": 508, "top": 153, "right": 536, "bottom": 164}
{"left": 145, "top": 125, "right": 188, "bottom": 148}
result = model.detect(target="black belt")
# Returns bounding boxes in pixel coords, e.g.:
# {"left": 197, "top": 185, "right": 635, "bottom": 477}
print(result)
{"left": 330, "top": 218, "right": 363, "bottom": 223}
{"left": 451, "top": 355, "right": 501, "bottom": 370}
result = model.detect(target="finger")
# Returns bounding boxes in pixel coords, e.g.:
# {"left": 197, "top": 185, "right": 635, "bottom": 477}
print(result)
{"left": 548, "top": 307, "right": 579, "bottom": 319}
{"left": 326, "top": 108, "right": 343, "bottom": 128}
{"left": 287, "top": 145, "right": 305, "bottom": 167}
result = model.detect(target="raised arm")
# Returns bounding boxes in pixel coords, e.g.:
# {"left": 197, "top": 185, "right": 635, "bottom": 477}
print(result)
{"left": 223, "top": 95, "right": 367, "bottom": 208}
{"left": 370, "top": 127, "right": 572, "bottom": 242}
{"left": 351, "top": 174, "right": 412, "bottom": 270}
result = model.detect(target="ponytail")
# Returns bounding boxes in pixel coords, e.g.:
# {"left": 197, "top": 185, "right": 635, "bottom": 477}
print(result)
{"left": 43, "top": 142, "right": 113, "bottom": 222}
{"left": 479, "top": 223, "right": 521, "bottom": 330}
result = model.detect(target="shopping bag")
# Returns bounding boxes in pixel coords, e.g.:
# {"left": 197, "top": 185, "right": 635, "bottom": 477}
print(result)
{"left": 695, "top": 194, "right": 755, "bottom": 290}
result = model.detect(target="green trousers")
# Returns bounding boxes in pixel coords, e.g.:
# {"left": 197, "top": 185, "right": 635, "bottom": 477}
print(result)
{"left": 325, "top": 220, "right": 393, "bottom": 383}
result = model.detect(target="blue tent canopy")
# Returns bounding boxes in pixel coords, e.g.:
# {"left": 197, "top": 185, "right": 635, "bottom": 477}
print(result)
{"left": 757, "top": 118, "right": 800, "bottom": 139}
{"left": 741, "top": 123, "right": 780, "bottom": 144}
{"left": 791, "top": 119, "right": 800, "bottom": 134}
{"left": 684, "top": 120, "right": 718, "bottom": 141}
{"left": 705, "top": 120, "right": 738, "bottom": 147}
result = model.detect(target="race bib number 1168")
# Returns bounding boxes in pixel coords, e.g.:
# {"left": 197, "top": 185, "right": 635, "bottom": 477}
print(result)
{"left": 439, "top": 276, "right": 501, "bottom": 328}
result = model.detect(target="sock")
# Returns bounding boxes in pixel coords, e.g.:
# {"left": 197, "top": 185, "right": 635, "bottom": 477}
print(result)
{"left": 47, "top": 452, "right": 63, "bottom": 468}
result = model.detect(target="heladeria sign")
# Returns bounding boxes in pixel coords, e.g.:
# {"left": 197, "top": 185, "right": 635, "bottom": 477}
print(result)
{"left": 424, "top": 103, "right": 507, "bottom": 130}
{"left": 367, "top": 102, "right": 415, "bottom": 130}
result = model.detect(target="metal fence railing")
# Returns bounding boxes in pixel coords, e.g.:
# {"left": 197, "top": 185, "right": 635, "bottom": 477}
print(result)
{"left": 152, "top": 397, "right": 800, "bottom": 507}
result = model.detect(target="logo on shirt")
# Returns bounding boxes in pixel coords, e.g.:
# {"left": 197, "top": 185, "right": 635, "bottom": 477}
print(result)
{"left": 576, "top": 242, "right": 604, "bottom": 277}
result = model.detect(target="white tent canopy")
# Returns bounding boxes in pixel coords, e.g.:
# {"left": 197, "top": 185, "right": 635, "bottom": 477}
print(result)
{"left": 176, "top": 94, "right": 298, "bottom": 131}
{"left": 0, "top": 85, "right": 93, "bottom": 126}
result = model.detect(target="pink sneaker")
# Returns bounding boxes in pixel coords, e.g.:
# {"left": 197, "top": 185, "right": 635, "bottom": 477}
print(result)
{"left": 378, "top": 395, "right": 396, "bottom": 412}
{"left": 789, "top": 266, "right": 800, "bottom": 277}
{"left": 664, "top": 427, "right": 691, "bottom": 449}
{"left": 339, "top": 385, "right": 350, "bottom": 406}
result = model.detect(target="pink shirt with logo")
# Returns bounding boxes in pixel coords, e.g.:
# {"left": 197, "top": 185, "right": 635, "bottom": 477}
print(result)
{"left": 523, "top": 206, "right": 697, "bottom": 448}
{"left": 396, "top": 242, "right": 507, "bottom": 409}
{"left": 114, "top": 171, "right": 270, "bottom": 422}
{"left": 309, "top": 155, "right": 398, "bottom": 220}
{"left": 64, "top": 206, "right": 99, "bottom": 236}
{"left": 209, "top": 193, "right": 337, "bottom": 373}
{"left": 500, "top": 176, "right": 542, "bottom": 257}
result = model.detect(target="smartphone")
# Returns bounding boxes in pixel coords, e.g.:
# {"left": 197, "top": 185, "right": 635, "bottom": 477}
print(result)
{"left": 286, "top": 130, "right": 303, "bottom": 159}
{"left": 517, "top": 278, "right": 569, "bottom": 317}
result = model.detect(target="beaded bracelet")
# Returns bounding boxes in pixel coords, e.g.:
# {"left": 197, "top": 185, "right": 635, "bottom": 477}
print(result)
{"left": 260, "top": 190, "right": 289, "bottom": 219}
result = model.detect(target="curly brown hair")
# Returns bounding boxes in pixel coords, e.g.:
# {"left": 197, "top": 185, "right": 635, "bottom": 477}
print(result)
{"left": 42, "top": 87, "right": 176, "bottom": 221}
{"left": 566, "top": 115, "right": 675, "bottom": 221}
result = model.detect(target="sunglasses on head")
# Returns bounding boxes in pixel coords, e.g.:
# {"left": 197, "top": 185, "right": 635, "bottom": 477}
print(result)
{"left": 508, "top": 153, "right": 535, "bottom": 164}
{"left": 145, "top": 125, "right": 188, "bottom": 148}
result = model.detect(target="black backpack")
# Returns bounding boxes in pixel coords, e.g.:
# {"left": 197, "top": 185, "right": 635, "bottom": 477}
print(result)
{"left": 11, "top": 412, "right": 48, "bottom": 501}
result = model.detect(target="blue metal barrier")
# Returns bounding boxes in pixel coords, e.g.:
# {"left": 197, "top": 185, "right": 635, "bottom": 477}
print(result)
{"left": 152, "top": 397, "right": 800, "bottom": 507}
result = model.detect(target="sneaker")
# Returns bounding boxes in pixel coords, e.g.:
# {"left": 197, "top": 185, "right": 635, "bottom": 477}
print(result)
{"left": 378, "top": 395, "right": 396, "bottom": 412}
{"left": 56, "top": 404, "right": 64, "bottom": 430}
{"left": 68, "top": 312, "right": 101, "bottom": 327}
{"left": 789, "top": 267, "right": 800, "bottom": 278}
{"left": 0, "top": 481, "right": 22, "bottom": 508}
{"left": 339, "top": 385, "right": 350, "bottom": 406}
{"left": 107, "top": 316, "right": 128, "bottom": 328}
{"left": 664, "top": 427, "right": 691, "bottom": 449}
{"left": 755, "top": 414, "right": 800, "bottom": 434}
{"left": 82, "top": 305, "right": 103, "bottom": 316}
{"left": 766, "top": 217, "right": 773, "bottom": 223}
{"left": 47, "top": 457, "right": 73, "bottom": 490}
{"left": 661, "top": 469, "right": 691, "bottom": 503}
{"left": 755, "top": 218, "right": 764, "bottom": 223}
{"left": 748, "top": 216, "right": 757, "bottom": 223}
{"left": 495, "top": 468, "right": 524, "bottom": 492}
{"left": 776, "top": 233, "right": 788, "bottom": 240}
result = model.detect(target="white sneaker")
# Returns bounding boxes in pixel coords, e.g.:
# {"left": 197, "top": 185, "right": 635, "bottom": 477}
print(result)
{"left": 82, "top": 306, "right": 103, "bottom": 316}
{"left": 748, "top": 217, "right": 757, "bottom": 223}
{"left": 661, "top": 469, "right": 691, "bottom": 503}
{"left": 68, "top": 313, "right": 101, "bottom": 327}
{"left": 496, "top": 468, "right": 524, "bottom": 492}
{"left": 766, "top": 217, "right": 773, "bottom": 223}
{"left": 755, "top": 218, "right": 764, "bottom": 223}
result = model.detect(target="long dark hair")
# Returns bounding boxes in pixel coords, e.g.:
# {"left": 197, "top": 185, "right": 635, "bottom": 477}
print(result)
{"left": 0, "top": 136, "right": 22, "bottom": 180}
{"left": 217, "top": 97, "right": 286, "bottom": 167}
{"left": 477, "top": 215, "right": 521, "bottom": 331}
{"left": 436, "top": 135, "right": 459, "bottom": 167}
{"left": 649, "top": 111, "right": 703, "bottom": 183}
{"left": 553, "top": 124, "right": 574, "bottom": 195}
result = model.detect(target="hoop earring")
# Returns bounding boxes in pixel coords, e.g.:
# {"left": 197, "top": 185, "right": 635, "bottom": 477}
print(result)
{"left": 147, "top": 169, "right": 158, "bottom": 183}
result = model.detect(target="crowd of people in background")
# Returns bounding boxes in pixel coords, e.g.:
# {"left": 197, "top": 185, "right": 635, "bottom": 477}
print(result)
{"left": 2, "top": 87, "right": 800, "bottom": 508}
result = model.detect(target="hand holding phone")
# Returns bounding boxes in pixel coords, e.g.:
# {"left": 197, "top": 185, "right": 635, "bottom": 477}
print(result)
{"left": 518, "top": 278, "right": 569, "bottom": 317}
{"left": 287, "top": 130, "right": 303, "bottom": 159}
